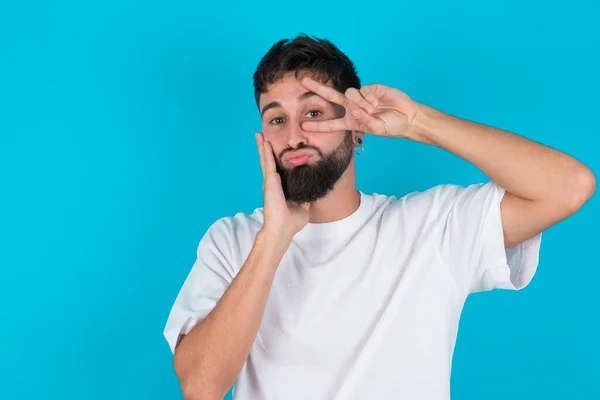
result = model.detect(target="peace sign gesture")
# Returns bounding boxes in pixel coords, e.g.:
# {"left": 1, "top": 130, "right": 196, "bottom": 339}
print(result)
{"left": 299, "top": 77, "right": 423, "bottom": 140}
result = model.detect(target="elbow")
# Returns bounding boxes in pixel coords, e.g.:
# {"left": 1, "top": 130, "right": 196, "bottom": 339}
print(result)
{"left": 175, "top": 356, "right": 221, "bottom": 400}
{"left": 173, "top": 337, "right": 234, "bottom": 400}
{"left": 180, "top": 379, "right": 201, "bottom": 400}
{"left": 566, "top": 166, "right": 596, "bottom": 212}
{"left": 180, "top": 378, "right": 220, "bottom": 400}
{"left": 583, "top": 167, "right": 597, "bottom": 200}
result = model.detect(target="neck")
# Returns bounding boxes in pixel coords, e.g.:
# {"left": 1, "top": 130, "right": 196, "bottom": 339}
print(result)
{"left": 306, "top": 162, "right": 360, "bottom": 224}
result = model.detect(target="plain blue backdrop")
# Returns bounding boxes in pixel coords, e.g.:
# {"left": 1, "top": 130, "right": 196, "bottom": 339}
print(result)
{"left": 1, "top": 0, "right": 598, "bottom": 399}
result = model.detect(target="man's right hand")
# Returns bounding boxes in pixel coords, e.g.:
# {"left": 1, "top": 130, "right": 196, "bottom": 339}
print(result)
{"left": 256, "top": 133, "right": 310, "bottom": 241}
{"left": 175, "top": 133, "right": 307, "bottom": 399}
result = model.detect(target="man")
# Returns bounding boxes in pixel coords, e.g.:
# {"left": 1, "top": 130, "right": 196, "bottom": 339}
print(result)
{"left": 163, "top": 35, "right": 595, "bottom": 400}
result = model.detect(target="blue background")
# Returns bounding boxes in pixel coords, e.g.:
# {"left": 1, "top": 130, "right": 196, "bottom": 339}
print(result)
{"left": 1, "top": 0, "right": 598, "bottom": 399}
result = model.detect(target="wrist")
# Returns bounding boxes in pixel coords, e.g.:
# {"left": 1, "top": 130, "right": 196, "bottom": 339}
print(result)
{"left": 408, "top": 103, "right": 444, "bottom": 146}
{"left": 255, "top": 229, "right": 293, "bottom": 258}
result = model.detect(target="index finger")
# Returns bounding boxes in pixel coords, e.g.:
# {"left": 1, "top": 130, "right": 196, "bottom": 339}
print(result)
{"left": 300, "top": 77, "right": 349, "bottom": 108}
{"left": 302, "top": 117, "right": 350, "bottom": 133}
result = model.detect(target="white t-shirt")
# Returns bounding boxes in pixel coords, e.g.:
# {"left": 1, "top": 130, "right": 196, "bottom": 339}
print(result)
{"left": 163, "top": 182, "right": 541, "bottom": 400}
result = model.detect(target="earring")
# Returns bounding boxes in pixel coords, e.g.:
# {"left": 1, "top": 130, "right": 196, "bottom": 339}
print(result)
{"left": 355, "top": 137, "right": 364, "bottom": 155}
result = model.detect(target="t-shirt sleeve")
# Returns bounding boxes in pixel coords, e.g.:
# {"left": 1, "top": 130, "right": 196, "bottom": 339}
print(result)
{"left": 435, "top": 182, "right": 542, "bottom": 295}
{"left": 163, "top": 219, "right": 235, "bottom": 354}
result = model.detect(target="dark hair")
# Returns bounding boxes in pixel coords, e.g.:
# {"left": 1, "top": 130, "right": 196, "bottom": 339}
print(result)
{"left": 253, "top": 34, "right": 361, "bottom": 106}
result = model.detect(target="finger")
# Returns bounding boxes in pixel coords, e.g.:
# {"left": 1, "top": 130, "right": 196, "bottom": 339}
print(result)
{"left": 359, "top": 86, "right": 379, "bottom": 108}
{"left": 351, "top": 108, "right": 388, "bottom": 134}
{"left": 263, "top": 140, "right": 277, "bottom": 173}
{"left": 345, "top": 88, "right": 373, "bottom": 114}
{"left": 302, "top": 117, "right": 353, "bottom": 133}
{"left": 300, "top": 77, "right": 349, "bottom": 108}
{"left": 256, "top": 133, "right": 266, "bottom": 179}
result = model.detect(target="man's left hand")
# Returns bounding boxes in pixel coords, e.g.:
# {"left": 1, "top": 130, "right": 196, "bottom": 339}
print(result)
{"left": 300, "top": 77, "right": 422, "bottom": 140}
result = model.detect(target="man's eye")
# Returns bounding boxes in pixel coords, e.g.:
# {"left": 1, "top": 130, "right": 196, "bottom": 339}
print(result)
{"left": 270, "top": 117, "right": 285, "bottom": 125}
{"left": 307, "top": 110, "right": 322, "bottom": 118}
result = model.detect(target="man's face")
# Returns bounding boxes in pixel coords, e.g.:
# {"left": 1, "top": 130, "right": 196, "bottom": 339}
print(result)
{"left": 258, "top": 71, "right": 354, "bottom": 203}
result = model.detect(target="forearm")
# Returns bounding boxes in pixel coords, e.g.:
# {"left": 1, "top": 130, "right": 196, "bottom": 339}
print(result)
{"left": 412, "top": 104, "right": 595, "bottom": 206}
{"left": 174, "top": 230, "right": 292, "bottom": 400}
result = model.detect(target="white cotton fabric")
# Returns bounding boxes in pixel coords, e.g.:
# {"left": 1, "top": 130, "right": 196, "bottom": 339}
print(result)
{"left": 164, "top": 182, "right": 541, "bottom": 400}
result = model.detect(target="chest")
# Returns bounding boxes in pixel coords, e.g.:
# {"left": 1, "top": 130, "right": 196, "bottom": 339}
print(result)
{"left": 255, "top": 233, "right": 462, "bottom": 368}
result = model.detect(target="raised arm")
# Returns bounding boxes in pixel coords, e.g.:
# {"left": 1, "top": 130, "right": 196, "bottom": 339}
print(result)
{"left": 411, "top": 105, "right": 596, "bottom": 247}
{"left": 299, "top": 77, "right": 596, "bottom": 248}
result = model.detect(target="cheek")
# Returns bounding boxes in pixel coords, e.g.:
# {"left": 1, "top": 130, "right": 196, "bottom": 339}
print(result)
{"left": 261, "top": 129, "right": 286, "bottom": 154}
{"left": 261, "top": 129, "right": 280, "bottom": 144}
{"left": 309, "top": 131, "right": 346, "bottom": 150}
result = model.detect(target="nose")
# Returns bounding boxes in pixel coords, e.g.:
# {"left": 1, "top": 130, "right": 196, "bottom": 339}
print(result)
{"left": 286, "top": 120, "right": 308, "bottom": 149}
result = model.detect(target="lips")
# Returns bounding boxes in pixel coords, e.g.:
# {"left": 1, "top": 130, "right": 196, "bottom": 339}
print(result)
{"left": 287, "top": 155, "right": 313, "bottom": 166}
{"left": 283, "top": 150, "right": 315, "bottom": 166}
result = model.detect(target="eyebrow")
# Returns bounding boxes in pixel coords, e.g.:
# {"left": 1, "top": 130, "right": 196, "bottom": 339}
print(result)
{"left": 260, "top": 91, "right": 318, "bottom": 117}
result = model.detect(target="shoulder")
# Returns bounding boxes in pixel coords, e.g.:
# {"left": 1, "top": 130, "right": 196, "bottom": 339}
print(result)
{"left": 199, "top": 206, "right": 265, "bottom": 253}
{"left": 429, "top": 181, "right": 504, "bottom": 215}
{"left": 360, "top": 183, "right": 464, "bottom": 212}
{"left": 362, "top": 182, "right": 501, "bottom": 219}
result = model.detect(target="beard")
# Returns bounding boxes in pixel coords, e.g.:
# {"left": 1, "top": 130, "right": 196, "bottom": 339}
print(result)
{"left": 275, "top": 131, "right": 354, "bottom": 203}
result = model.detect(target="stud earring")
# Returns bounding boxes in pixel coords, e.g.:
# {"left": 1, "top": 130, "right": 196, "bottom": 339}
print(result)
{"left": 355, "top": 136, "right": 364, "bottom": 155}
